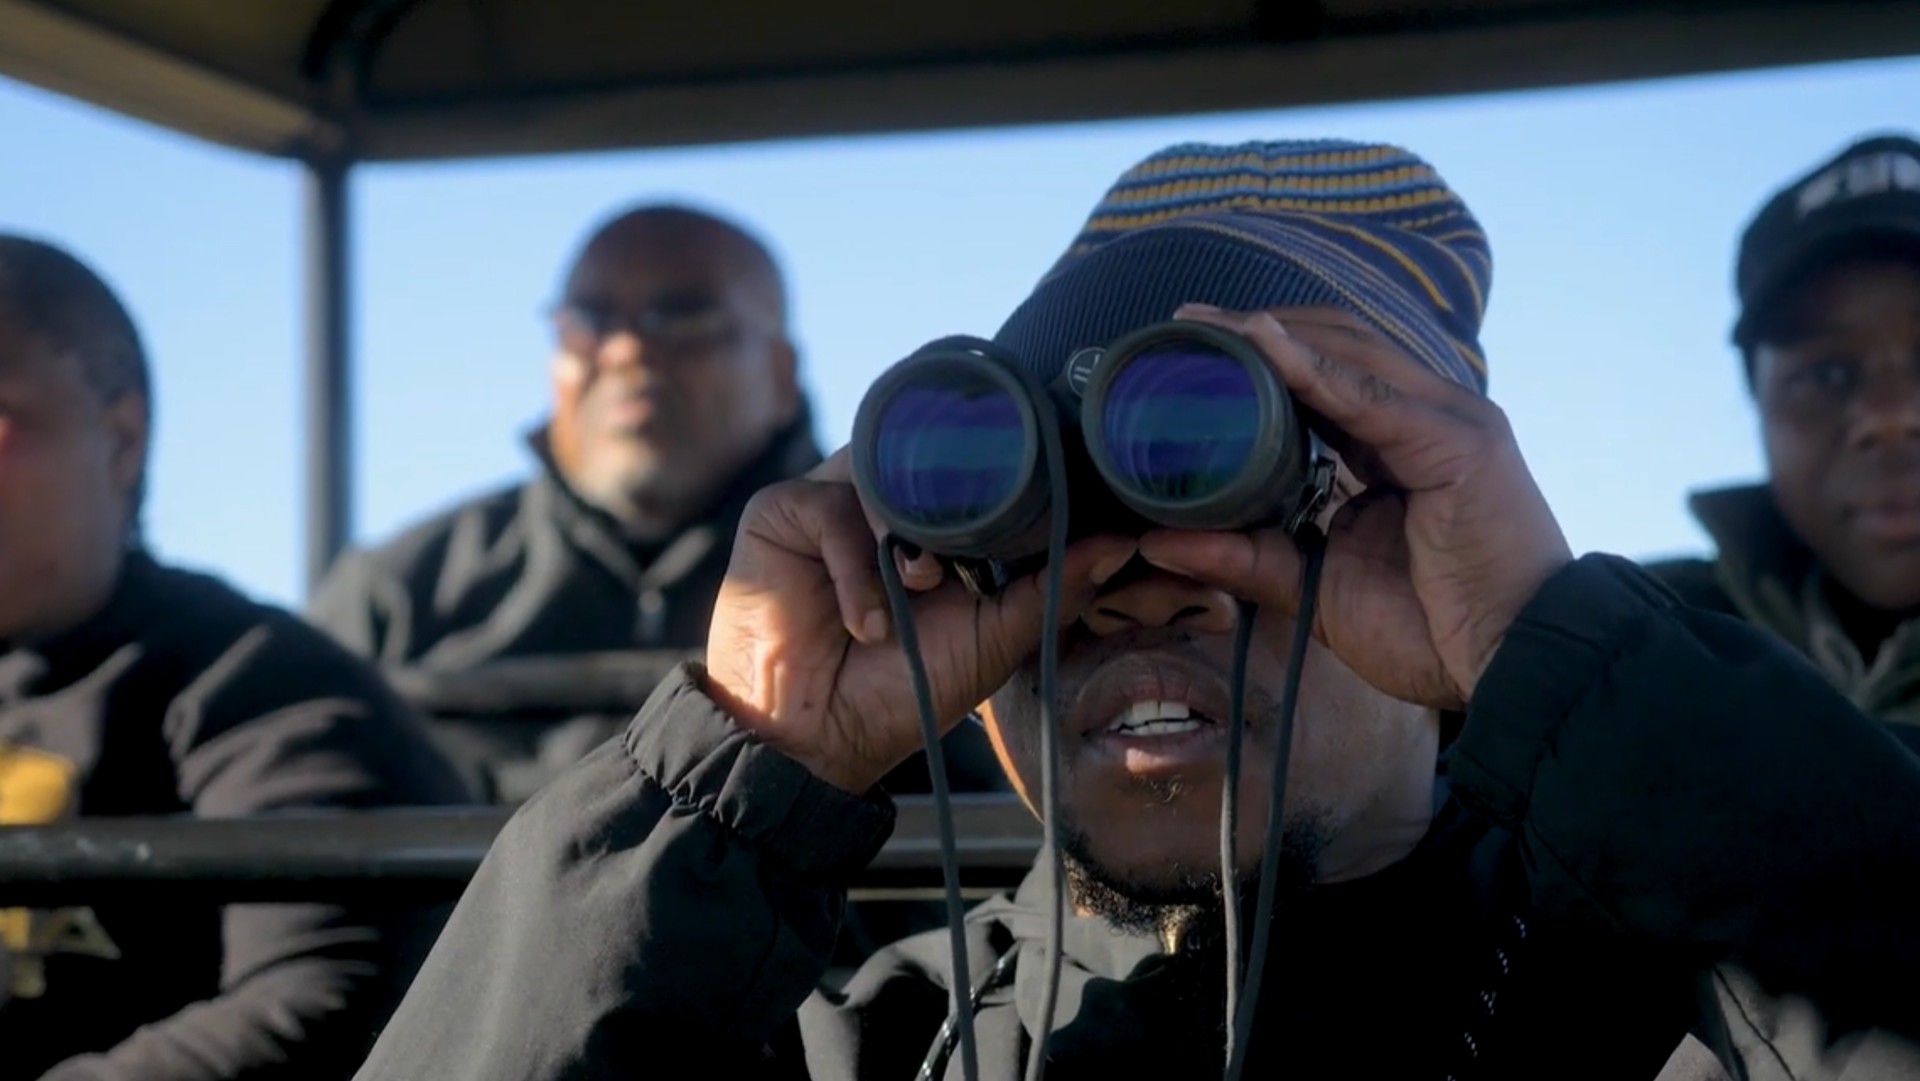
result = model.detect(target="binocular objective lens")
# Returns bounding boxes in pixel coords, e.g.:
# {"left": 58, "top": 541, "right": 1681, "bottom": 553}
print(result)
{"left": 1101, "top": 343, "right": 1261, "bottom": 502}
{"left": 871, "top": 369, "right": 1028, "bottom": 529}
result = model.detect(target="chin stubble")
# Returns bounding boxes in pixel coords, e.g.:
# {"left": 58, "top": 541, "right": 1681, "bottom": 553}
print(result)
{"left": 1056, "top": 809, "right": 1331, "bottom": 944}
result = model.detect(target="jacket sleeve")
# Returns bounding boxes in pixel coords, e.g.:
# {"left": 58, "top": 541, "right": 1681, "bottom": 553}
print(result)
{"left": 351, "top": 662, "right": 896, "bottom": 1081}
{"left": 1447, "top": 553, "right": 1920, "bottom": 1047}
{"left": 38, "top": 623, "right": 475, "bottom": 1081}
{"left": 305, "top": 548, "right": 404, "bottom": 665}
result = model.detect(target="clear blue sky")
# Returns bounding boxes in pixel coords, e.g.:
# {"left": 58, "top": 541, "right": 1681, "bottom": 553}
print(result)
{"left": 4, "top": 55, "right": 1920, "bottom": 609}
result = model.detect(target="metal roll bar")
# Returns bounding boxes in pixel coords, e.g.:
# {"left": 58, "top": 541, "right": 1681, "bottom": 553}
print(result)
{"left": 383, "top": 651, "right": 703, "bottom": 718}
{"left": 0, "top": 794, "right": 1040, "bottom": 907}
{"left": 379, "top": 651, "right": 1013, "bottom": 807}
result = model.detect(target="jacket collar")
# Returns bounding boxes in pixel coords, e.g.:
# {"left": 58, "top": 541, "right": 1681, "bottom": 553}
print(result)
{"left": 520, "top": 401, "right": 825, "bottom": 587}
{"left": 993, "top": 778, "right": 1467, "bottom": 1041}
{"left": 0, "top": 550, "right": 159, "bottom": 702}
{"left": 1690, "top": 482, "right": 1920, "bottom": 716}
{"left": 1687, "top": 484, "right": 1819, "bottom": 647}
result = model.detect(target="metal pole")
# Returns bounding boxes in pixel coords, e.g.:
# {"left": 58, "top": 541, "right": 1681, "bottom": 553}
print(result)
{"left": 0, "top": 795, "right": 1042, "bottom": 905}
{"left": 303, "top": 154, "right": 353, "bottom": 595}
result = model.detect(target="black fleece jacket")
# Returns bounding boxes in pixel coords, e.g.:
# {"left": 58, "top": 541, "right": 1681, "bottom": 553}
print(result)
{"left": 0, "top": 553, "right": 473, "bottom": 1081}
{"left": 349, "top": 554, "right": 1920, "bottom": 1080}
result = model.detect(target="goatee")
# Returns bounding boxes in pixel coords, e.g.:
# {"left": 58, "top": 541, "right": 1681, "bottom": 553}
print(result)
{"left": 1057, "top": 813, "right": 1331, "bottom": 945}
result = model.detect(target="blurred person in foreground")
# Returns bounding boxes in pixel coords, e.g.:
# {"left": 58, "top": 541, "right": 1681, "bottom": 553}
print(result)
{"left": 1647, "top": 132, "right": 1920, "bottom": 1081}
{"left": 0, "top": 234, "right": 472, "bottom": 1080}
{"left": 308, "top": 203, "right": 1003, "bottom": 806}
{"left": 351, "top": 142, "right": 1920, "bottom": 1080}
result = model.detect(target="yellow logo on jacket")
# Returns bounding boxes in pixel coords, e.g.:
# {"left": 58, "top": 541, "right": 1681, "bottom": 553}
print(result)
{"left": 0, "top": 742, "right": 120, "bottom": 1004}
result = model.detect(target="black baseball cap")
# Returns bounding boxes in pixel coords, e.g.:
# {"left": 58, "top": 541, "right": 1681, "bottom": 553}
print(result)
{"left": 1732, "top": 132, "right": 1920, "bottom": 350}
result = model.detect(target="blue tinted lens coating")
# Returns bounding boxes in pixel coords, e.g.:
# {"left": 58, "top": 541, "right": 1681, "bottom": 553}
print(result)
{"left": 1101, "top": 343, "right": 1260, "bottom": 501}
{"left": 872, "top": 370, "right": 1027, "bottom": 528}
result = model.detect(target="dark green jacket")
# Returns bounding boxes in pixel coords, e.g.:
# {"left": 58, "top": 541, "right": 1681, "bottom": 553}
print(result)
{"left": 1646, "top": 484, "right": 1920, "bottom": 732}
{"left": 1645, "top": 483, "right": 1920, "bottom": 1081}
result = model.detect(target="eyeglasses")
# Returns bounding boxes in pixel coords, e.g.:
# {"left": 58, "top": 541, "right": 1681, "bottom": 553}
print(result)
{"left": 548, "top": 296, "right": 738, "bottom": 356}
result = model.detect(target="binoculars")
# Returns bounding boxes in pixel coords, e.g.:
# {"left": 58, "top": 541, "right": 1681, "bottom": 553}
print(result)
{"left": 850, "top": 320, "right": 1336, "bottom": 596}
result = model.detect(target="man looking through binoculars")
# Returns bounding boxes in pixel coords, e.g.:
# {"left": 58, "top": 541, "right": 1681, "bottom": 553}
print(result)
{"left": 353, "top": 141, "right": 1920, "bottom": 1081}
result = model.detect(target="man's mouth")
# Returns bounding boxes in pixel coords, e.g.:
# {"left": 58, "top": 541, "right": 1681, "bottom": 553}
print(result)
{"left": 1850, "top": 490, "right": 1920, "bottom": 544}
{"left": 1069, "top": 651, "right": 1240, "bottom": 737}
{"left": 1065, "top": 651, "right": 1254, "bottom": 773}
{"left": 598, "top": 387, "right": 665, "bottom": 431}
{"left": 1100, "top": 699, "right": 1214, "bottom": 738}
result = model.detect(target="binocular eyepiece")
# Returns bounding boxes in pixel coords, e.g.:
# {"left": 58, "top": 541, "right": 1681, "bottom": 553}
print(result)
{"left": 850, "top": 320, "right": 1336, "bottom": 595}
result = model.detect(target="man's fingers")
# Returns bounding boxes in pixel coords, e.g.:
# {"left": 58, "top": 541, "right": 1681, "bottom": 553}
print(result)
{"left": 1003, "top": 537, "right": 1140, "bottom": 626}
{"left": 811, "top": 446, "right": 894, "bottom": 543}
{"left": 1136, "top": 528, "right": 1306, "bottom": 615}
{"left": 889, "top": 535, "right": 1134, "bottom": 724}
{"left": 787, "top": 482, "right": 893, "bottom": 644}
{"left": 894, "top": 545, "right": 946, "bottom": 591}
{"left": 813, "top": 446, "right": 984, "bottom": 599}
{"left": 1271, "top": 310, "right": 1465, "bottom": 399}
{"left": 1175, "top": 305, "right": 1455, "bottom": 464}
{"left": 971, "top": 537, "right": 1137, "bottom": 663}
{"left": 1240, "top": 312, "right": 1423, "bottom": 449}
{"left": 807, "top": 446, "right": 854, "bottom": 483}
{"left": 812, "top": 445, "right": 940, "bottom": 589}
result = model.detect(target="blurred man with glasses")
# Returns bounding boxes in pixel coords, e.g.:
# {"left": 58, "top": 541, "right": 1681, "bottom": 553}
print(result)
{"left": 309, "top": 205, "right": 1003, "bottom": 821}
{"left": 309, "top": 205, "right": 818, "bottom": 802}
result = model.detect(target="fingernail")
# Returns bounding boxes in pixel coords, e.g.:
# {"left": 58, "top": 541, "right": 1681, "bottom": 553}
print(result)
{"left": 896, "top": 541, "right": 923, "bottom": 560}
{"left": 1142, "top": 551, "right": 1191, "bottom": 572}
{"left": 1090, "top": 550, "right": 1134, "bottom": 584}
{"left": 1176, "top": 302, "right": 1223, "bottom": 316}
{"left": 1135, "top": 538, "right": 1190, "bottom": 572}
{"left": 1255, "top": 313, "right": 1290, "bottom": 337}
{"left": 861, "top": 610, "right": 889, "bottom": 641}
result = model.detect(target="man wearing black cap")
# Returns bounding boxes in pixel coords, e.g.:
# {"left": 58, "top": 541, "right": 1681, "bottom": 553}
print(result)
{"left": 350, "top": 141, "right": 1920, "bottom": 1081}
{"left": 1651, "top": 133, "right": 1920, "bottom": 729}
{"left": 1645, "top": 133, "right": 1920, "bottom": 1080}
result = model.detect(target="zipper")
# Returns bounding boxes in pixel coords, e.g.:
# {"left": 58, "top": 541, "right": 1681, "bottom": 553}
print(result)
{"left": 635, "top": 588, "right": 666, "bottom": 645}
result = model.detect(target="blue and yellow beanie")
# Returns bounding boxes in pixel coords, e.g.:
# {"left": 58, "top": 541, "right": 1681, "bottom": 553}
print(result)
{"left": 993, "top": 139, "right": 1493, "bottom": 394}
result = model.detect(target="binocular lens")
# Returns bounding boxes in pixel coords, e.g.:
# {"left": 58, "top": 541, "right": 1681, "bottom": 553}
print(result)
{"left": 869, "top": 367, "right": 1029, "bottom": 530}
{"left": 853, "top": 322, "right": 1327, "bottom": 579}
{"left": 1100, "top": 342, "right": 1262, "bottom": 503}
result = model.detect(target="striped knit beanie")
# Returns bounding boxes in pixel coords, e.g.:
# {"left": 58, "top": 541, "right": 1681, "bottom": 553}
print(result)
{"left": 993, "top": 140, "right": 1493, "bottom": 394}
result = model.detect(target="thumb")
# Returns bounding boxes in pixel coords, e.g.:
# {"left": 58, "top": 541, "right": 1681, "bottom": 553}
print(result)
{"left": 968, "top": 537, "right": 1138, "bottom": 672}
{"left": 1136, "top": 528, "right": 1308, "bottom": 615}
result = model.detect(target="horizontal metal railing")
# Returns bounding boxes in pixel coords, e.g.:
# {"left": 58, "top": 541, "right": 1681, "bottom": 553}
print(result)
{"left": 382, "top": 651, "right": 703, "bottom": 717}
{"left": 0, "top": 794, "right": 1040, "bottom": 906}
{"left": 0, "top": 653, "right": 1035, "bottom": 905}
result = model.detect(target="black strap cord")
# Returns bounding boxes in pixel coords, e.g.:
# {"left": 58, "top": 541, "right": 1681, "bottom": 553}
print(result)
{"left": 878, "top": 399, "right": 1073, "bottom": 1081}
{"left": 1223, "top": 525, "right": 1327, "bottom": 1081}
{"left": 1024, "top": 393, "right": 1073, "bottom": 1081}
{"left": 882, "top": 386, "right": 1328, "bottom": 1081}
{"left": 887, "top": 524, "right": 1327, "bottom": 1081}
{"left": 879, "top": 536, "right": 982, "bottom": 1081}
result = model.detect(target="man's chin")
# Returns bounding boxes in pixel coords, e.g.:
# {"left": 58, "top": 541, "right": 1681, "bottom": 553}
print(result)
{"left": 1064, "top": 847, "right": 1218, "bottom": 938}
{"left": 1057, "top": 815, "right": 1330, "bottom": 938}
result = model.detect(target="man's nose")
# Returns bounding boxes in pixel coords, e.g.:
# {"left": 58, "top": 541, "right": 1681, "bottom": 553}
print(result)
{"left": 1081, "top": 561, "right": 1240, "bottom": 637}
{"left": 595, "top": 329, "right": 651, "bottom": 372}
{"left": 1847, "top": 360, "right": 1920, "bottom": 452}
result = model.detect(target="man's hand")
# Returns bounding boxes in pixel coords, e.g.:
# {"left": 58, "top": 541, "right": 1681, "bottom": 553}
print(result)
{"left": 1138, "top": 305, "right": 1573, "bottom": 712}
{"left": 705, "top": 450, "right": 1137, "bottom": 794}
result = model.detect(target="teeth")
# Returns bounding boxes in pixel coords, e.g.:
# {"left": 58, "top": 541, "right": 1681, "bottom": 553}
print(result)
{"left": 1103, "top": 700, "right": 1204, "bottom": 736}
{"left": 1130, "top": 700, "right": 1190, "bottom": 723}
{"left": 1116, "top": 719, "right": 1205, "bottom": 737}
